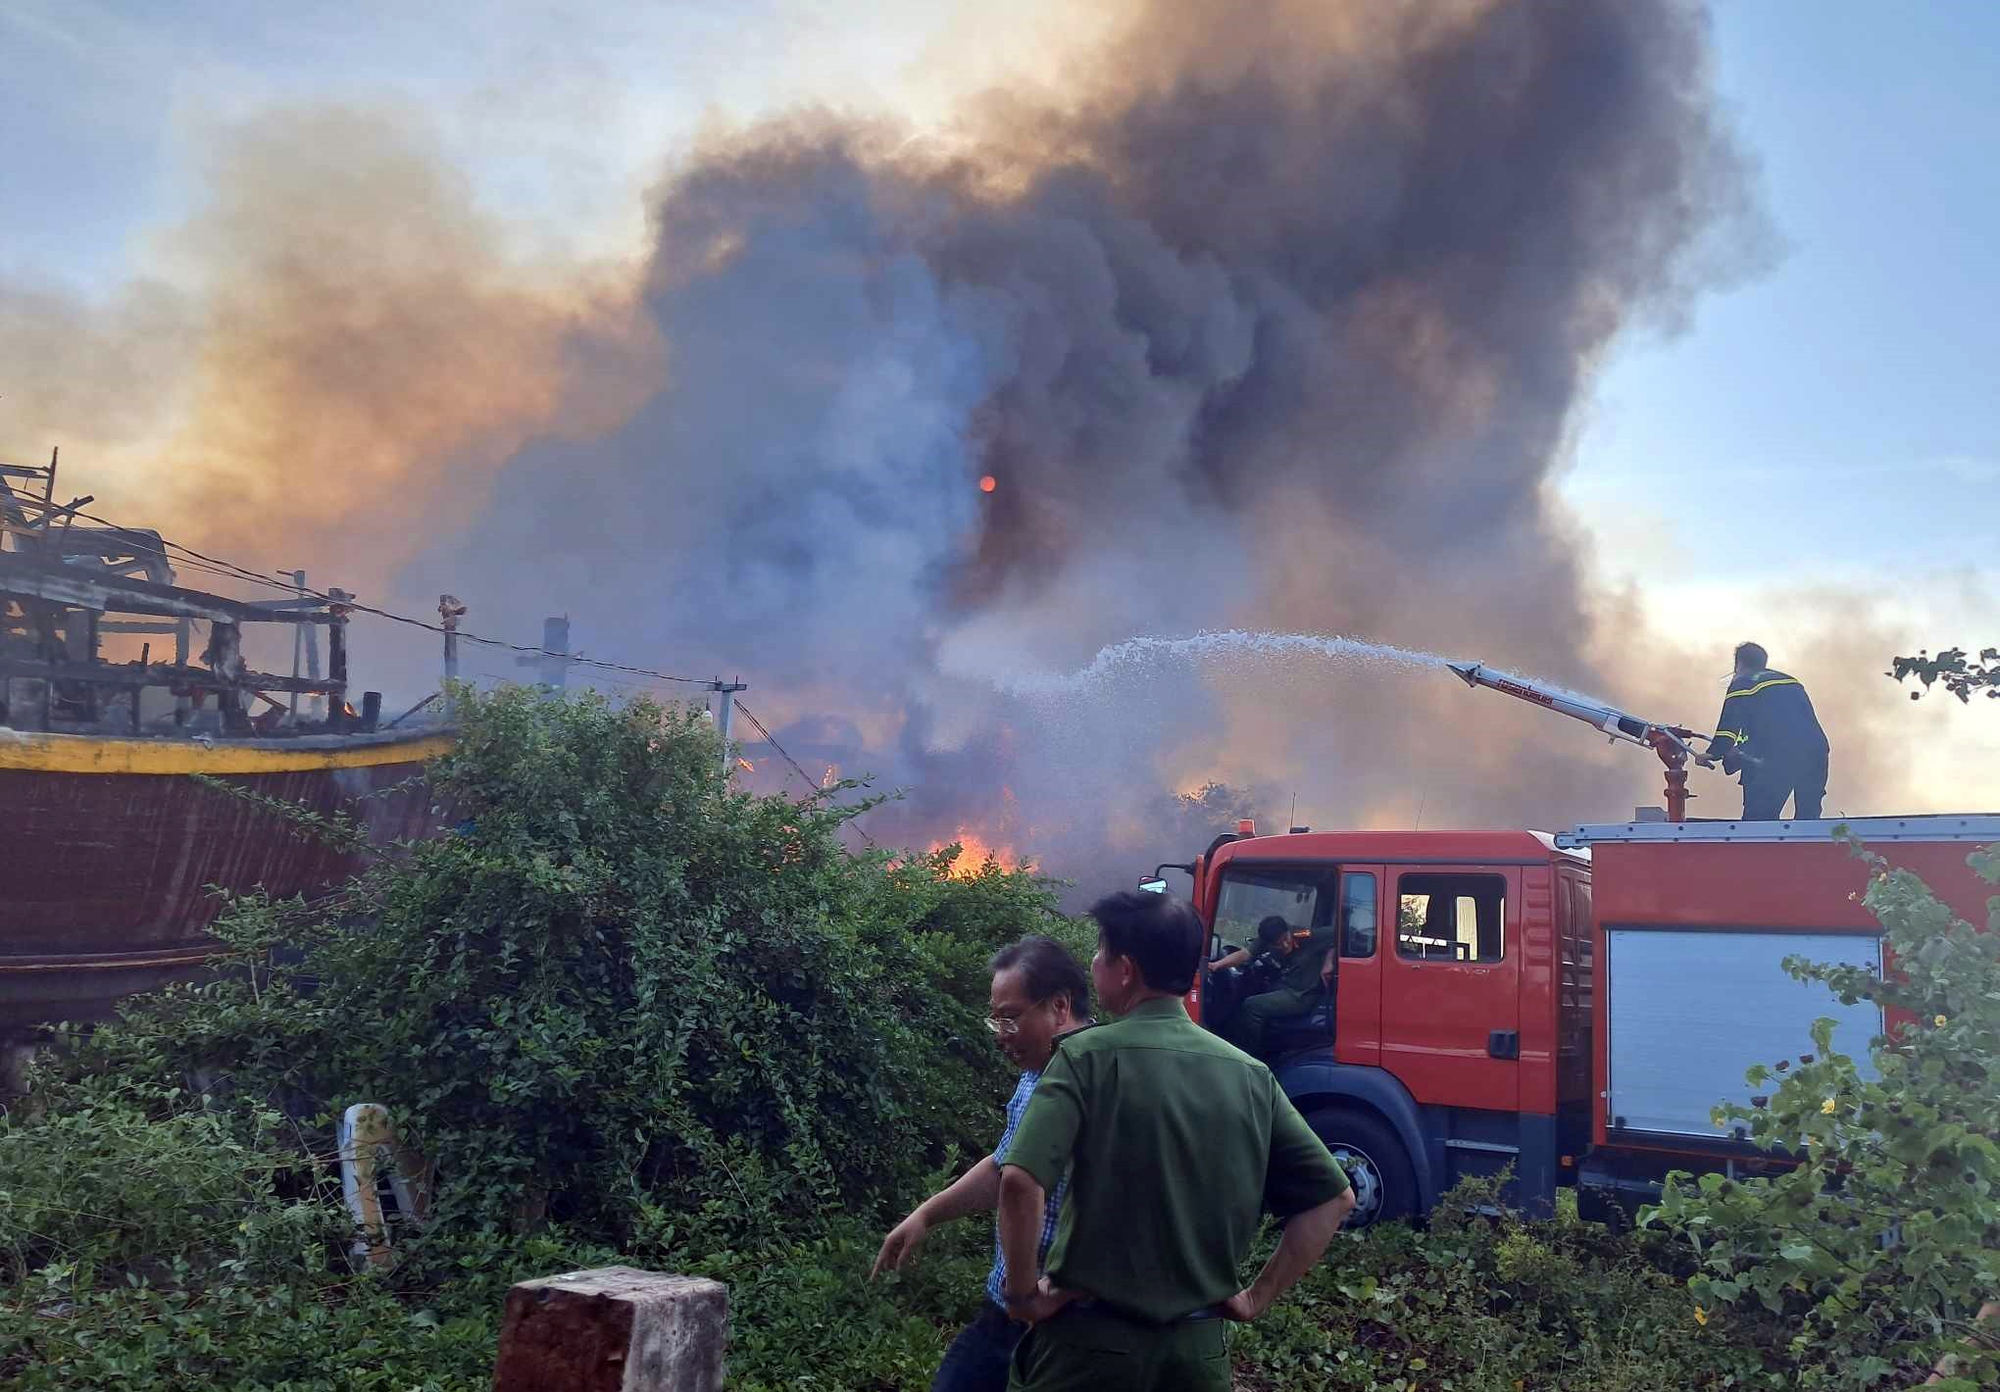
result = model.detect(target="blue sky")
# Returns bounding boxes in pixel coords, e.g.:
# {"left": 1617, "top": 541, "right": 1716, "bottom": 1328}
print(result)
{"left": 1568, "top": 3, "right": 1998, "bottom": 586}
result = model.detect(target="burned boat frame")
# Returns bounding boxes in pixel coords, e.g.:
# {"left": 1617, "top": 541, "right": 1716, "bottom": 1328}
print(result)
{"left": 2, "top": 453, "right": 379, "bottom": 735}
{"left": 1, "top": 453, "right": 446, "bottom": 1034}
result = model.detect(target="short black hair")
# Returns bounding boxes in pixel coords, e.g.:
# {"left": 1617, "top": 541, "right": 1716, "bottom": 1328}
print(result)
{"left": 990, "top": 935, "right": 1092, "bottom": 1017}
{"left": 1256, "top": 915, "right": 1292, "bottom": 947}
{"left": 1088, "top": 890, "right": 1205, "bottom": 995}
{"left": 1734, "top": 641, "right": 1768, "bottom": 672}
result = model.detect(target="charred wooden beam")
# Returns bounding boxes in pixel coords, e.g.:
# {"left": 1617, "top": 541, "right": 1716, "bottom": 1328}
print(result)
{"left": 0, "top": 552, "right": 337, "bottom": 625}
{"left": 0, "top": 657, "right": 349, "bottom": 697}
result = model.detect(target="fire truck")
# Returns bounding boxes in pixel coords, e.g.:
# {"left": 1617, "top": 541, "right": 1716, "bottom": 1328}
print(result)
{"left": 1141, "top": 665, "right": 1998, "bottom": 1227}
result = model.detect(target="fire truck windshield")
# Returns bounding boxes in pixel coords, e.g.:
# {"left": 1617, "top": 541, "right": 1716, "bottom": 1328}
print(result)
{"left": 1213, "top": 866, "right": 1335, "bottom": 953}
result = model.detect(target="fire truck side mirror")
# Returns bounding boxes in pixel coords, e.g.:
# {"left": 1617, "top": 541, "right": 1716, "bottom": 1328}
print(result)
{"left": 1137, "top": 878, "right": 1169, "bottom": 895}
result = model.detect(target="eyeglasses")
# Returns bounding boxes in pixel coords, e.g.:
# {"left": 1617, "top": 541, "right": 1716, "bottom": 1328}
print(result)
{"left": 984, "top": 998, "right": 1050, "bottom": 1035}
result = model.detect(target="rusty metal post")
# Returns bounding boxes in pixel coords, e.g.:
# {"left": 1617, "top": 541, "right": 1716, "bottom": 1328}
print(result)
{"left": 1645, "top": 728, "right": 1693, "bottom": 822}
{"left": 492, "top": 1267, "right": 726, "bottom": 1392}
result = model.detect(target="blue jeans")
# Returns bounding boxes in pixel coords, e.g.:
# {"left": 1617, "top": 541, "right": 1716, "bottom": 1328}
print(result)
{"left": 933, "top": 1302, "right": 1027, "bottom": 1392}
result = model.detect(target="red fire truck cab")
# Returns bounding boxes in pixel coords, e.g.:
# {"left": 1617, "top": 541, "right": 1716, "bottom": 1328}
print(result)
{"left": 1149, "top": 814, "right": 1998, "bottom": 1228}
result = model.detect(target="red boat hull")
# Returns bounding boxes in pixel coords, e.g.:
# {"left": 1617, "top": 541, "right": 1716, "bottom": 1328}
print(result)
{"left": 0, "top": 729, "right": 449, "bottom": 1030}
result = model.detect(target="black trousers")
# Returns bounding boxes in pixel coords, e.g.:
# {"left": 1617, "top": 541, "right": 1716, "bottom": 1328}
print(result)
{"left": 1741, "top": 753, "right": 1828, "bottom": 820}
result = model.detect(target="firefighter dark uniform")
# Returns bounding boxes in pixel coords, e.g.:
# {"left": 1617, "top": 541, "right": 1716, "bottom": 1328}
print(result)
{"left": 999, "top": 998, "right": 1349, "bottom": 1391}
{"left": 1707, "top": 668, "right": 1830, "bottom": 820}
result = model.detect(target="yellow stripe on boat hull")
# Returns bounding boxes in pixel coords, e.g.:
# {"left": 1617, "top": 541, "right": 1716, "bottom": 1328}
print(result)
{"left": 0, "top": 729, "right": 453, "bottom": 776}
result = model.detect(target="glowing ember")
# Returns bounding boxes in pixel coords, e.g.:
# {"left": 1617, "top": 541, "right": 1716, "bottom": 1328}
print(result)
{"left": 930, "top": 828, "right": 1021, "bottom": 879}
{"left": 977, "top": 474, "right": 997, "bottom": 493}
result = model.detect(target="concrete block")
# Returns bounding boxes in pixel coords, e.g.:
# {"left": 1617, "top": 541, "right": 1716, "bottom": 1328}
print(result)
{"left": 492, "top": 1266, "right": 727, "bottom": 1392}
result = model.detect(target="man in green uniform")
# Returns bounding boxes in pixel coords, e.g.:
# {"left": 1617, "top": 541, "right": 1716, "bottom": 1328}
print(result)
{"left": 1211, "top": 913, "right": 1337, "bottom": 1057}
{"left": 995, "top": 890, "right": 1354, "bottom": 1391}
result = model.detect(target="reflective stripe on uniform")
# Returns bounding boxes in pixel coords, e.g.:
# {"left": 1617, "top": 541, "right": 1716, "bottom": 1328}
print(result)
{"left": 1723, "top": 676, "right": 1801, "bottom": 701}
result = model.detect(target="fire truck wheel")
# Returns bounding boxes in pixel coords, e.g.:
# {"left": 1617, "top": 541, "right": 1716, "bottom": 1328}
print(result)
{"left": 1303, "top": 1106, "right": 1415, "bottom": 1229}
{"left": 1576, "top": 1186, "right": 1631, "bottom": 1234}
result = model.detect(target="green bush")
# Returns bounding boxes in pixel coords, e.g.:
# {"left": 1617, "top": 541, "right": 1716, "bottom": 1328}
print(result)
{"left": 1648, "top": 841, "right": 2000, "bottom": 1387}
{"left": 11, "top": 688, "right": 1991, "bottom": 1389}
{"left": 52, "top": 688, "right": 1069, "bottom": 1245}
{"left": 2, "top": 687, "right": 1073, "bottom": 1387}
{"left": 1229, "top": 1173, "right": 1755, "bottom": 1392}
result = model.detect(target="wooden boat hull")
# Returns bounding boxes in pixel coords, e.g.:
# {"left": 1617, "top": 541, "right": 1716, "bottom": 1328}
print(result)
{"left": 0, "top": 728, "right": 449, "bottom": 1031}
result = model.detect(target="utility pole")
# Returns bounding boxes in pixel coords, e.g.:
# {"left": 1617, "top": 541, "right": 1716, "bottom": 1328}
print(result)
{"left": 710, "top": 677, "right": 746, "bottom": 778}
{"left": 514, "top": 615, "right": 572, "bottom": 695}
{"left": 439, "top": 595, "right": 466, "bottom": 715}
{"left": 289, "top": 570, "right": 307, "bottom": 722}
{"left": 539, "top": 617, "right": 570, "bottom": 691}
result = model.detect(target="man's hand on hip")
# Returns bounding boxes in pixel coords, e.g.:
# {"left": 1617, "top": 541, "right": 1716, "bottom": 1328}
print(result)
{"left": 1220, "top": 1288, "right": 1264, "bottom": 1323}
{"left": 1005, "top": 1275, "right": 1079, "bottom": 1326}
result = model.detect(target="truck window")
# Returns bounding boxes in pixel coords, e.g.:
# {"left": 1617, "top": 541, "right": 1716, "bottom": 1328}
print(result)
{"left": 1340, "top": 872, "right": 1377, "bottom": 958}
{"left": 1213, "top": 867, "right": 1329, "bottom": 952}
{"left": 1397, "top": 873, "right": 1506, "bottom": 962}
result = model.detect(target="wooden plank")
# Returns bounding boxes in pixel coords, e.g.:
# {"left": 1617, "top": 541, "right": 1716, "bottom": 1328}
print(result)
{"left": 0, "top": 552, "right": 334, "bottom": 625}
{"left": 0, "top": 657, "right": 347, "bottom": 696}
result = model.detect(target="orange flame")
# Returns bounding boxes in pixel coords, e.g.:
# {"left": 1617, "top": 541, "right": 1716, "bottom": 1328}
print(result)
{"left": 930, "top": 828, "right": 1022, "bottom": 879}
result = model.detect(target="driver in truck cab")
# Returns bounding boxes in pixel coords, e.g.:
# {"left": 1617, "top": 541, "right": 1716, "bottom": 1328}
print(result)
{"left": 1211, "top": 914, "right": 1337, "bottom": 1056}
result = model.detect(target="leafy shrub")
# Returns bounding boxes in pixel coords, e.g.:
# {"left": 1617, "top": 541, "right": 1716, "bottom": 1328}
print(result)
{"left": 17, "top": 689, "right": 1990, "bottom": 1389}
{"left": 49, "top": 688, "right": 1071, "bottom": 1246}
{"left": 1230, "top": 1173, "right": 1754, "bottom": 1391}
{"left": 2, "top": 687, "right": 1074, "bottom": 1387}
{"left": 1648, "top": 842, "right": 2000, "bottom": 1387}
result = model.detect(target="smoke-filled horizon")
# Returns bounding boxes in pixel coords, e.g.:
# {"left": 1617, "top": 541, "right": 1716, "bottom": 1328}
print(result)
{"left": 15, "top": 0, "right": 1976, "bottom": 899}
{"left": 397, "top": 0, "right": 1764, "bottom": 886}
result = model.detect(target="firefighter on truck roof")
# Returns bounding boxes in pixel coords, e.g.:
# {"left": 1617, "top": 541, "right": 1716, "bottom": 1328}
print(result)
{"left": 1704, "top": 642, "right": 1831, "bottom": 820}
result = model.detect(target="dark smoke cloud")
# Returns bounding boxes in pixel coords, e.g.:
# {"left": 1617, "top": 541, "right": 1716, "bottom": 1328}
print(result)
{"left": 401, "top": 0, "right": 1762, "bottom": 889}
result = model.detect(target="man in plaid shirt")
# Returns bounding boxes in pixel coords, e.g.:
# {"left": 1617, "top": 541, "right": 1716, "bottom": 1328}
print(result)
{"left": 873, "top": 936, "right": 1092, "bottom": 1392}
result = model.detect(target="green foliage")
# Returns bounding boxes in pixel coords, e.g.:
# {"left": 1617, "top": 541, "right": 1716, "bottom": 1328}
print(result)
{"left": 1889, "top": 647, "right": 2000, "bottom": 703}
{"left": 1151, "top": 781, "right": 1265, "bottom": 856}
{"left": 1647, "top": 842, "right": 2000, "bottom": 1387}
{"left": 2, "top": 686, "right": 1075, "bottom": 1387}
{"left": 18, "top": 687, "right": 1993, "bottom": 1388}
{"left": 1229, "top": 1174, "right": 1755, "bottom": 1391}
{"left": 68, "top": 688, "right": 1068, "bottom": 1245}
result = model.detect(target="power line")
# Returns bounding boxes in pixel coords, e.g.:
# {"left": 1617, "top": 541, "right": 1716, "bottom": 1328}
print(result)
{"left": 14, "top": 486, "right": 904, "bottom": 849}
{"left": 20, "top": 498, "right": 719, "bottom": 687}
{"left": 733, "top": 697, "right": 878, "bottom": 849}
{"left": 731, "top": 699, "right": 820, "bottom": 797}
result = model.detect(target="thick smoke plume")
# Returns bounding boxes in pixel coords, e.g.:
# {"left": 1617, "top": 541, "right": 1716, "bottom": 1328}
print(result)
{"left": 22, "top": 0, "right": 1911, "bottom": 897}
{"left": 3, "top": 107, "right": 648, "bottom": 571}
{"left": 410, "top": 0, "right": 1761, "bottom": 885}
